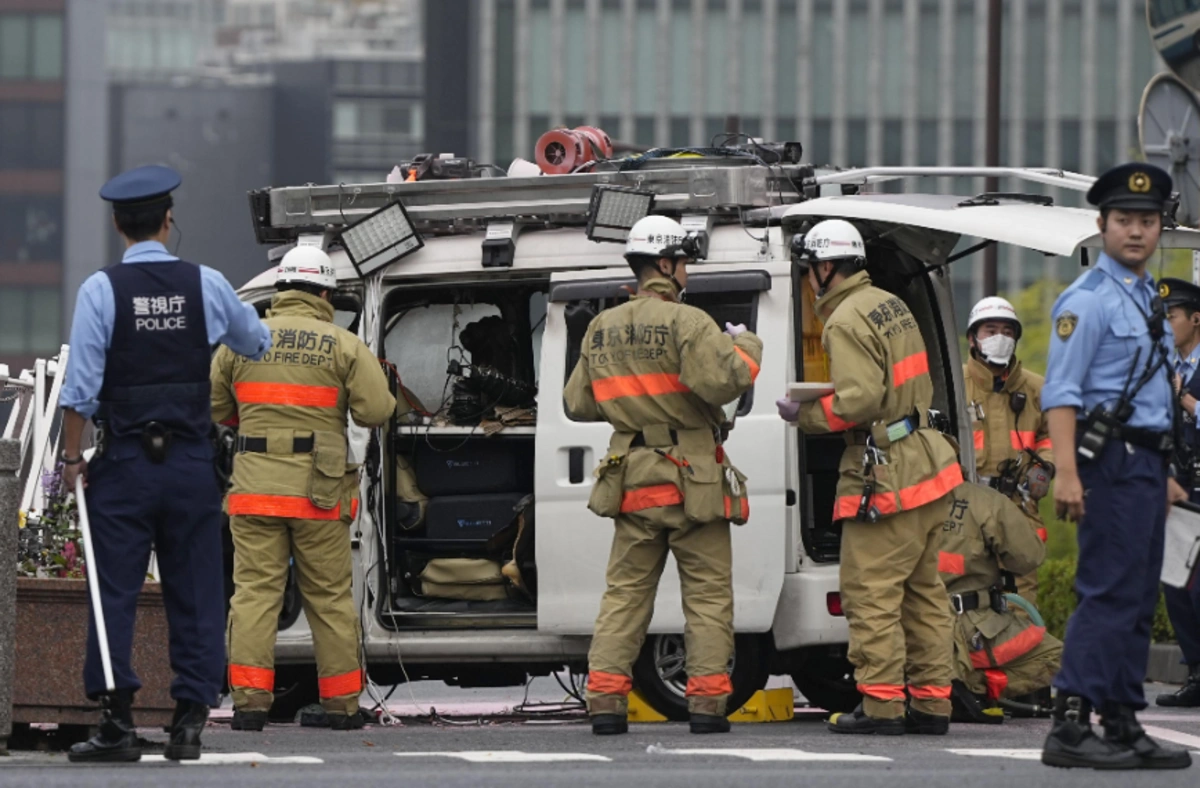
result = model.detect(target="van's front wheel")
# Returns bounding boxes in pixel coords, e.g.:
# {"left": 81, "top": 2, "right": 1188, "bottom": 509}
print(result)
{"left": 630, "top": 634, "right": 767, "bottom": 722}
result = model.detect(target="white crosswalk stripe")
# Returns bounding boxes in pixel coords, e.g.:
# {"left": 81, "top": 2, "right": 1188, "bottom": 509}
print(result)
{"left": 1142, "top": 724, "right": 1200, "bottom": 751}
{"left": 140, "top": 752, "right": 323, "bottom": 765}
{"left": 649, "top": 747, "right": 892, "bottom": 762}
{"left": 395, "top": 751, "right": 612, "bottom": 763}
{"left": 946, "top": 749, "right": 1043, "bottom": 761}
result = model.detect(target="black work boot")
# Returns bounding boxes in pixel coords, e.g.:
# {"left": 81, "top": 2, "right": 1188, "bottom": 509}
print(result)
{"left": 230, "top": 709, "right": 268, "bottom": 731}
{"left": 588, "top": 695, "right": 628, "bottom": 735}
{"left": 949, "top": 680, "right": 1004, "bottom": 725}
{"left": 688, "top": 697, "right": 730, "bottom": 734}
{"left": 1156, "top": 666, "right": 1200, "bottom": 708}
{"left": 826, "top": 704, "right": 905, "bottom": 736}
{"left": 905, "top": 707, "right": 950, "bottom": 735}
{"left": 1041, "top": 695, "right": 1139, "bottom": 770}
{"left": 329, "top": 710, "right": 366, "bottom": 731}
{"left": 164, "top": 700, "right": 208, "bottom": 761}
{"left": 1101, "top": 704, "right": 1193, "bottom": 770}
{"left": 68, "top": 691, "right": 142, "bottom": 763}
{"left": 591, "top": 714, "right": 629, "bottom": 735}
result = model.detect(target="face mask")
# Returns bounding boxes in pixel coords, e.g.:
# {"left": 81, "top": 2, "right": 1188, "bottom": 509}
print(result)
{"left": 978, "top": 334, "right": 1016, "bottom": 367}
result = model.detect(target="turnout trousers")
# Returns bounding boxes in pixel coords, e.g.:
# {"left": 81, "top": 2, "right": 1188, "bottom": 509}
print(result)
{"left": 1054, "top": 439, "right": 1167, "bottom": 709}
{"left": 586, "top": 505, "right": 734, "bottom": 716}
{"left": 227, "top": 514, "right": 362, "bottom": 715}
{"left": 953, "top": 624, "right": 1063, "bottom": 701}
{"left": 840, "top": 493, "right": 956, "bottom": 718}
{"left": 83, "top": 437, "right": 225, "bottom": 705}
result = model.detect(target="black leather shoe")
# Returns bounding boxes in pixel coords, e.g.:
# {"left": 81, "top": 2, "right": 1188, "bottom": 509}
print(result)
{"left": 231, "top": 709, "right": 268, "bottom": 731}
{"left": 1041, "top": 696, "right": 1139, "bottom": 770}
{"left": 1156, "top": 668, "right": 1200, "bottom": 708}
{"left": 68, "top": 691, "right": 142, "bottom": 763}
{"left": 164, "top": 700, "right": 208, "bottom": 761}
{"left": 591, "top": 714, "right": 628, "bottom": 735}
{"left": 329, "top": 711, "right": 366, "bottom": 731}
{"left": 950, "top": 680, "right": 1004, "bottom": 725}
{"left": 905, "top": 707, "right": 950, "bottom": 735}
{"left": 826, "top": 704, "right": 905, "bottom": 736}
{"left": 1101, "top": 704, "right": 1193, "bottom": 770}
{"left": 689, "top": 713, "right": 731, "bottom": 734}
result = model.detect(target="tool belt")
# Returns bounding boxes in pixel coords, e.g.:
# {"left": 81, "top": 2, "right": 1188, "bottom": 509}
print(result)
{"left": 950, "top": 587, "right": 1008, "bottom": 615}
{"left": 237, "top": 435, "right": 315, "bottom": 454}
{"left": 848, "top": 410, "right": 923, "bottom": 447}
{"left": 1108, "top": 425, "right": 1174, "bottom": 454}
{"left": 140, "top": 421, "right": 173, "bottom": 464}
{"left": 630, "top": 429, "right": 679, "bottom": 448}
{"left": 629, "top": 425, "right": 721, "bottom": 448}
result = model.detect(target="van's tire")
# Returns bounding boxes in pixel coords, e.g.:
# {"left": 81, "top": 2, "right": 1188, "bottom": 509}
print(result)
{"left": 790, "top": 649, "right": 860, "bottom": 713}
{"left": 630, "top": 634, "right": 768, "bottom": 722}
{"left": 267, "top": 666, "right": 320, "bottom": 723}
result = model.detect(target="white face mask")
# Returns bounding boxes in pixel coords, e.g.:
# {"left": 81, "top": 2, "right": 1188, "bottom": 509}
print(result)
{"left": 978, "top": 334, "right": 1016, "bottom": 367}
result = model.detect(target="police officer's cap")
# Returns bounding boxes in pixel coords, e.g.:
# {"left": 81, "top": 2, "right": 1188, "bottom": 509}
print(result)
{"left": 1158, "top": 277, "right": 1200, "bottom": 310}
{"left": 1086, "top": 162, "right": 1173, "bottom": 212}
{"left": 99, "top": 165, "right": 181, "bottom": 208}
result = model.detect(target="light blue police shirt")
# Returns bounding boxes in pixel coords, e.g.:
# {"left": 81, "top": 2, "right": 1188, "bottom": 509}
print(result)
{"left": 60, "top": 241, "right": 272, "bottom": 418}
{"left": 1042, "top": 251, "right": 1174, "bottom": 432}
{"left": 1176, "top": 349, "right": 1199, "bottom": 386}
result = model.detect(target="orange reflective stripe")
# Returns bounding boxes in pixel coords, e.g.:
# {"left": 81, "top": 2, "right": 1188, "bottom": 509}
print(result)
{"left": 857, "top": 683, "right": 906, "bottom": 701}
{"left": 724, "top": 496, "right": 749, "bottom": 520}
{"left": 228, "top": 493, "right": 342, "bottom": 520}
{"left": 1036, "top": 527, "right": 1048, "bottom": 542}
{"left": 973, "top": 429, "right": 984, "bottom": 451}
{"left": 734, "top": 347, "right": 760, "bottom": 381}
{"left": 898, "top": 463, "right": 963, "bottom": 511}
{"left": 833, "top": 489, "right": 899, "bottom": 520}
{"left": 230, "top": 664, "right": 274, "bottom": 691}
{"left": 938, "top": 551, "right": 965, "bottom": 575}
{"left": 588, "top": 671, "right": 633, "bottom": 696}
{"left": 820, "top": 394, "right": 856, "bottom": 431}
{"left": 592, "top": 372, "right": 690, "bottom": 402}
{"left": 892, "top": 351, "right": 929, "bottom": 387}
{"left": 620, "top": 484, "right": 684, "bottom": 513}
{"left": 1010, "top": 431, "right": 1036, "bottom": 450}
{"left": 1034, "top": 437, "right": 1052, "bottom": 451}
{"left": 984, "top": 669, "right": 1009, "bottom": 701}
{"left": 686, "top": 674, "right": 733, "bottom": 697}
{"left": 234, "top": 382, "right": 339, "bottom": 408}
{"left": 970, "top": 626, "right": 1046, "bottom": 669}
{"left": 318, "top": 669, "right": 363, "bottom": 698}
{"left": 907, "top": 684, "right": 951, "bottom": 700}
{"left": 351, "top": 498, "right": 359, "bottom": 520}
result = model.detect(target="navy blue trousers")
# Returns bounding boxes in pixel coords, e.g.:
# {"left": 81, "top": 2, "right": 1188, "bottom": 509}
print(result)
{"left": 1054, "top": 439, "right": 1167, "bottom": 710}
{"left": 83, "top": 436, "right": 225, "bottom": 705}
{"left": 1163, "top": 564, "right": 1200, "bottom": 668}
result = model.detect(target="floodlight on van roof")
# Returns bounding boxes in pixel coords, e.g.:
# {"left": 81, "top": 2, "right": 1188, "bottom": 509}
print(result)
{"left": 586, "top": 185, "right": 655, "bottom": 243}
{"left": 335, "top": 199, "right": 424, "bottom": 279}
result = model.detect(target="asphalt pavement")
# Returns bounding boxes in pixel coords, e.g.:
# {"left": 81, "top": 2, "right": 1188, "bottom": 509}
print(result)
{"left": 3, "top": 680, "right": 1199, "bottom": 787}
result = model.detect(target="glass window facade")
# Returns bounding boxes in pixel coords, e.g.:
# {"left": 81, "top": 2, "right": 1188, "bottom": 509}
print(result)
{"left": 0, "top": 13, "right": 62, "bottom": 81}
{"left": 0, "top": 287, "right": 61, "bottom": 354}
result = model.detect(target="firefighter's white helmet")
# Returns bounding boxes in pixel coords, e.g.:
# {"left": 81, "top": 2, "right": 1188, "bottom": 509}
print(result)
{"left": 624, "top": 215, "right": 691, "bottom": 259}
{"left": 275, "top": 246, "right": 337, "bottom": 290}
{"left": 967, "top": 296, "right": 1022, "bottom": 339}
{"left": 802, "top": 219, "right": 866, "bottom": 262}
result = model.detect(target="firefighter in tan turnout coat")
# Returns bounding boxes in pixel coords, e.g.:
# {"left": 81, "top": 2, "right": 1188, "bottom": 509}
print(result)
{"left": 565, "top": 215, "right": 762, "bottom": 736}
{"left": 777, "top": 219, "right": 963, "bottom": 735}
{"left": 211, "top": 247, "right": 395, "bottom": 731}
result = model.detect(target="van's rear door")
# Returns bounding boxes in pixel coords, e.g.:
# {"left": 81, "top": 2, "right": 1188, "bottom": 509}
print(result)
{"left": 535, "top": 262, "right": 790, "bottom": 635}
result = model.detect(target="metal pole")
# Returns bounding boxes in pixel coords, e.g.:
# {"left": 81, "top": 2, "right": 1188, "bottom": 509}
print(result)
{"left": 0, "top": 439, "right": 20, "bottom": 751}
{"left": 76, "top": 476, "right": 115, "bottom": 692}
{"left": 983, "top": 0, "right": 1002, "bottom": 296}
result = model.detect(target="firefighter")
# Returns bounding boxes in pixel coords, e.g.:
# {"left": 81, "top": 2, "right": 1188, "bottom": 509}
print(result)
{"left": 211, "top": 247, "right": 395, "bottom": 731}
{"left": 939, "top": 483, "right": 1061, "bottom": 720}
{"left": 776, "top": 219, "right": 962, "bottom": 735}
{"left": 564, "top": 215, "right": 762, "bottom": 736}
{"left": 59, "top": 165, "right": 272, "bottom": 762}
{"left": 964, "top": 297, "right": 1054, "bottom": 606}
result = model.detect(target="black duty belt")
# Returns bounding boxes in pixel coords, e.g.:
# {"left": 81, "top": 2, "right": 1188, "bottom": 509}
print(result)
{"left": 950, "top": 588, "right": 1008, "bottom": 615}
{"left": 237, "top": 435, "right": 314, "bottom": 454}
{"left": 1109, "top": 425, "right": 1173, "bottom": 454}
{"left": 631, "top": 430, "right": 679, "bottom": 448}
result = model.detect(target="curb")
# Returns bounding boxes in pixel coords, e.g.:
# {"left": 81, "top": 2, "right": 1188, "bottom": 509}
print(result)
{"left": 1147, "top": 644, "right": 1189, "bottom": 685}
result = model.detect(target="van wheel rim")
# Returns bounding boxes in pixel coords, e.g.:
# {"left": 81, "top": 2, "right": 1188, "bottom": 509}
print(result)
{"left": 651, "top": 635, "right": 735, "bottom": 700}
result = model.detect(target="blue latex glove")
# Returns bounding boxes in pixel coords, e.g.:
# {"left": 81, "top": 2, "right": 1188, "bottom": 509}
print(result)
{"left": 776, "top": 396, "right": 800, "bottom": 422}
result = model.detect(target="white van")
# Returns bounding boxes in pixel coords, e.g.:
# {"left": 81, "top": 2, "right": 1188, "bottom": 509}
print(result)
{"left": 230, "top": 156, "right": 1200, "bottom": 721}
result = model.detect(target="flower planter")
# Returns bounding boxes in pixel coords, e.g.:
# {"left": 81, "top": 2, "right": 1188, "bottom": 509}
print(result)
{"left": 12, "top": 578, "right": 176, "bottom": 727}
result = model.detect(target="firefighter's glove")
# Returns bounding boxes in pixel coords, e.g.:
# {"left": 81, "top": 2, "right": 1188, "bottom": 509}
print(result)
{"left": 776, "top": 396, "right": 800, "bottom": 422}
{"left": 1025, "top": 464, "right": 1052, "bottom": 500}
{"left": 725, "top": 322, "right": 748, "bottom": 338}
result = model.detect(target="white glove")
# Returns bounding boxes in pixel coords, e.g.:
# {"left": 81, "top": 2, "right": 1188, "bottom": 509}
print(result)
{"left": 725, "top": 322, "right": 748, "bottom": 338}
{"left": 776, "top": 396, "right": 800, "bottom": 422}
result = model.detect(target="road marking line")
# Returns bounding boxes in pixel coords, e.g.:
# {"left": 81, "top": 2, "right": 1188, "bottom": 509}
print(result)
{"left": 657, "top": 748, "right": 891, "bottom": 762}
{"left": 1142, "top": 724, "right": 1200, "bottom": 751}
{"left": 395, "top": 751, "right": 612, "bottom": 763}
{"left": 141, "top": 752, "right": 323, "bottom": 765}
{"left": 946, "top": 749, "right": 1042, "bottom": 760}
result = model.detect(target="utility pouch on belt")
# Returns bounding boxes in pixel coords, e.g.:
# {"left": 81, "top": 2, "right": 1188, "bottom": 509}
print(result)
{"left": 588, "top": 432, "right": 636, "bottom": 518}
{"left": 721, "top": 463, "right": 750, "bottom": 525}
{"left": 676, "top": 429, "right": 726, "bottom": 524}
{"left": 308, "top": 430, "right": 348, "bottom": 510}
{"left": 140, "top": 422, "right": 172, "bottom": 464}
{"left": 416, "top": 558, "right": 509, "bottom": 601}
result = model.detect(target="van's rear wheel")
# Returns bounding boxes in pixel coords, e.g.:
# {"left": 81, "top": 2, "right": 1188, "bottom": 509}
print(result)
{"left": 630, "top": 634, "right": 767, "bottom": 722}
{"left": 790, "top": 648, "right": 860, "bottom": 713}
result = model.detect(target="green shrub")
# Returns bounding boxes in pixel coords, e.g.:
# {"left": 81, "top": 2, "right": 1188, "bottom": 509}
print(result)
{"left": 1036, "top": 556, "right": 1176, "bottom": 644}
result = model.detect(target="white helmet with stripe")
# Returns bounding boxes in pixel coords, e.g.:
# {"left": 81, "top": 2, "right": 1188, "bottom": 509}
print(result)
{"left": 967, "top": 296, "right": 1022, "bottom": 340}
{"left": 275, "top": 245, "right": 337, "bottom": 290}
{"left": 801, "top": 219, "right": 866, "bottom": 263}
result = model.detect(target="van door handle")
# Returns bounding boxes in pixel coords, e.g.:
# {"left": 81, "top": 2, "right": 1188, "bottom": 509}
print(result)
{"left": 569, "top": 448, "right": 585, "bottom": 484}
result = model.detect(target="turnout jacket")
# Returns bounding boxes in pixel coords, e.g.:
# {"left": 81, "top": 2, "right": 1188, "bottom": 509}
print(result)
{"left": 796, "top": 271, "right": 962, "bottom": 519}
{"left": 564, "top": 278, "right": 763, "bottom": 523}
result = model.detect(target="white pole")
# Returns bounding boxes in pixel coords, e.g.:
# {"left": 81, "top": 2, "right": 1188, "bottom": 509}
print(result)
{"left": 1192, "top": 249, "right": 1200, "bottom": 286}
{"left": 76, "top": 475, "right": 115, "bottom": 693}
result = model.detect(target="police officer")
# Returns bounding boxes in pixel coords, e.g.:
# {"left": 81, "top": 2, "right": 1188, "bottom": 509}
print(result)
{"left": 1040, "top": 163, "right": 1192, "bottom": 769}
{"left": 1155, "top": 277, "right": 1200, "bottom": 708}
{"left": 964, "top": 297, "right": 1054, "bottom": 605}
{"left": 58, "top": 165, "right": 272, "bottom": 762}
{"left": 211, "top": 247, "right": 395, "bottom": 732}
{"left": 777, "top": 219, "right": 962, "bottom": 735}
{"left": 564, "top": 215, "right": 762, "bottom": 736}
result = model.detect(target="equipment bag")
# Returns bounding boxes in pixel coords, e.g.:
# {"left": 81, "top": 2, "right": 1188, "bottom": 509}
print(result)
{"left": 416, "top": 558, "right": 510, "bottom": 601}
